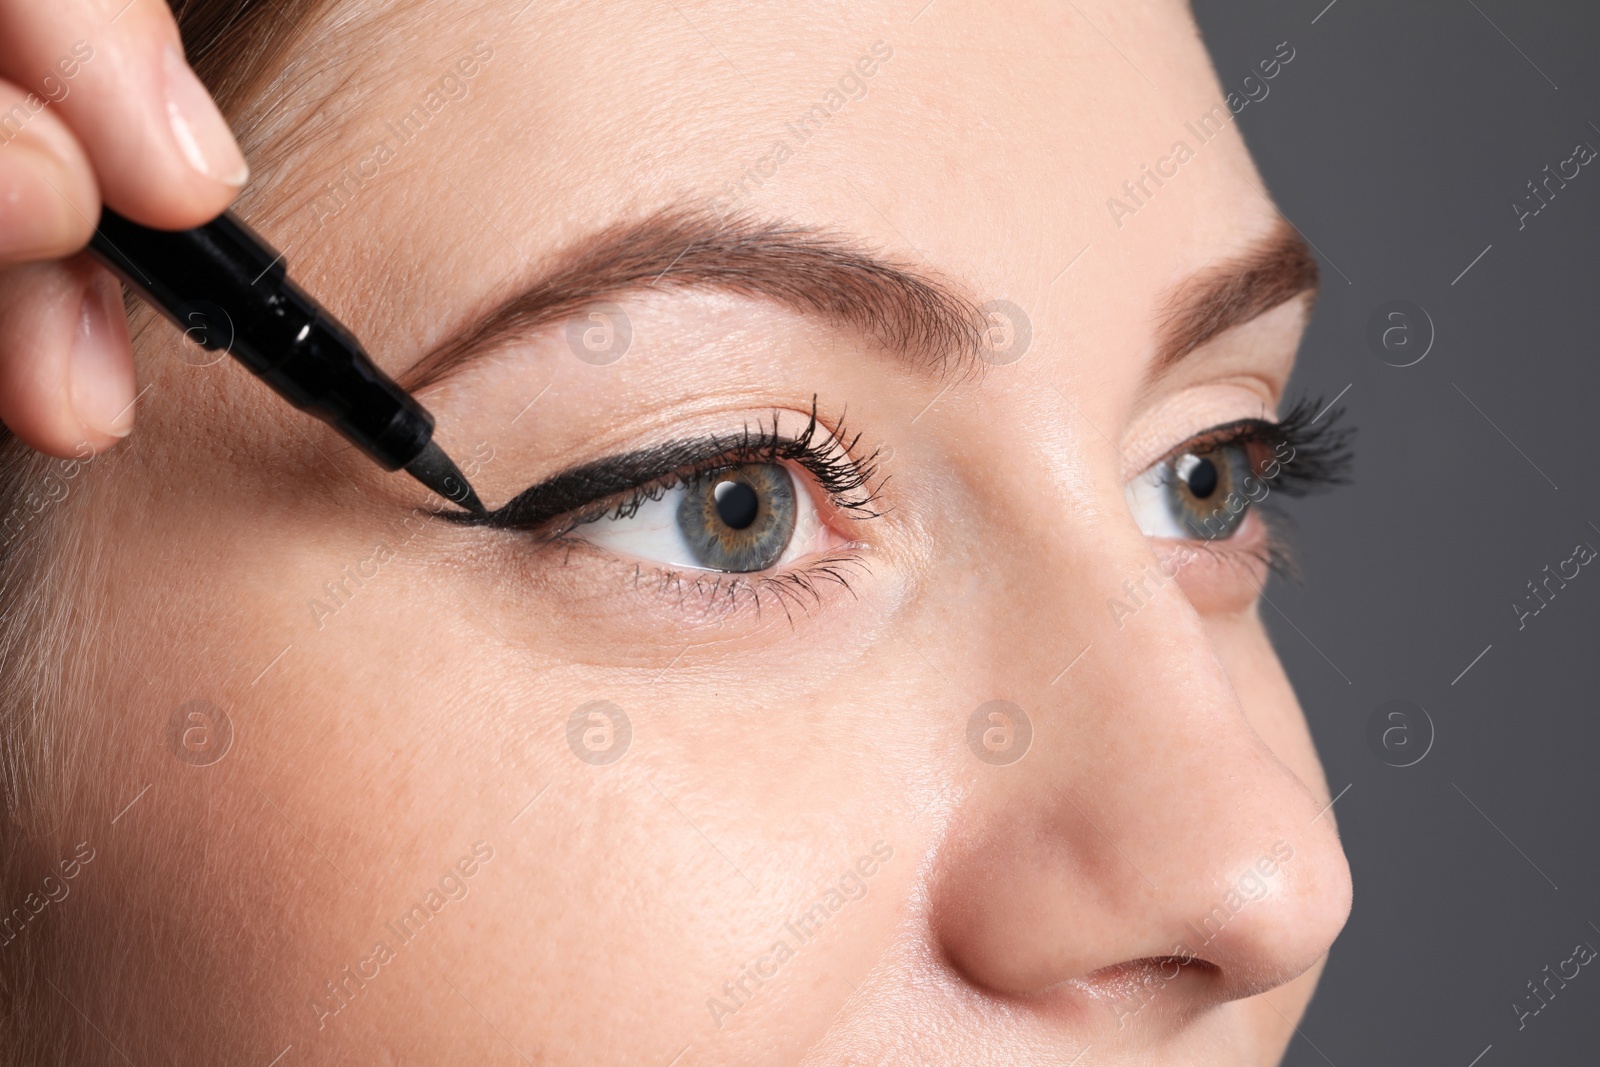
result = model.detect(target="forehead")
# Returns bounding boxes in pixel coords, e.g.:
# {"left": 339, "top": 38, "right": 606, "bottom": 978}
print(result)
{"left": 226, "top": 0, "right": 1275, "bottom": 379}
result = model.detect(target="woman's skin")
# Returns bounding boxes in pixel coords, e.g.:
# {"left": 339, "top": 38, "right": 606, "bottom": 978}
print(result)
{"left": 4, "top": 1, "right": 1351, "bottom": 1064}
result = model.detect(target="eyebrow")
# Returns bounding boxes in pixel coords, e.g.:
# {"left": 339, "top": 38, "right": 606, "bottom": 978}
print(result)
{"left": 398, "top": 207, "right": 985, "bottom": 390}
{"left": 1152, "top": 221, "right": 1319, "bottom": 374}
{"left": 398, "top": 208, "right": 1320, "bottom": 391}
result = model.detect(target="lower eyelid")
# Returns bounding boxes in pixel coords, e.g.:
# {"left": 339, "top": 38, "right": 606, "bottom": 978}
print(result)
{"left": 1121, "top": 516, "right": 1268, "bottom": 612}
{"left": 513, "top": 533, "right": 876, "bottom": 624}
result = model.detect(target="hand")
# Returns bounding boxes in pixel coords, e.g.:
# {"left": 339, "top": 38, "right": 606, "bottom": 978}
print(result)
{"left": 0, "top": 0, "right": 247, "bottom": 457}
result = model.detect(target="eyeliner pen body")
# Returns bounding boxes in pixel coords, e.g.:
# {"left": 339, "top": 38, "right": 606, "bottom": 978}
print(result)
{"left": 86, "top": 207, "right": 482, "bottom": 512}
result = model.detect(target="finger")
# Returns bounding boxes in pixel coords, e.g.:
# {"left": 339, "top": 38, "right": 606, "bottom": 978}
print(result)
{"left": 0, "top": 254, "right": 136, "bottom": 456}
{"left": 0, "top": 0, "right": 248, "bottom": 230}
{"left": 0, "top": 76, "right": 100, "bottom": 263}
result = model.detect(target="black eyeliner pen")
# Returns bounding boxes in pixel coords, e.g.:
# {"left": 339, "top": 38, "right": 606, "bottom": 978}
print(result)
{"left": 87, "top": 207, "right": 484, "bottom": 513}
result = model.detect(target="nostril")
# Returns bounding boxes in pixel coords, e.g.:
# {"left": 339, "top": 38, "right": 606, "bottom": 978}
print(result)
{"left": 1065, "top": 956, "right": 1224, "bottom": 1031}
{"left": 1071, "top": 954, "right": 1222, "bottom": 1001}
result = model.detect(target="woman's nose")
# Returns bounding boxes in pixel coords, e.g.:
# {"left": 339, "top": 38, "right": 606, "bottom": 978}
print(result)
{"left": 926, "top": 557, "right": 1352, "bottom": 1018}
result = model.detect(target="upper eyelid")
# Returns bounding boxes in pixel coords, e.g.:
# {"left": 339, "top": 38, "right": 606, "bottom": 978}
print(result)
{"left": 1138, "top": 418, "right": 1281, "bottom": 475}
{"left": 575, "top": 448, "right": 871, "bottom": 530}
{"left": 507, "top": 454, "right": 860, "bottom": 568}
{"left": 469, "top": 440, "right": 773, "bottom": 531}
{"left": 1133, "top": 397, "right": 1353, "bottom": 496}
{"left": 467, "top": 428, "right": 875, "bottom": 534}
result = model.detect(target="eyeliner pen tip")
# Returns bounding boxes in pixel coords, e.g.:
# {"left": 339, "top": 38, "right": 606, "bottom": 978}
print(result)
{"left": 404, "top": 440, "right": 486, "bottom": 515}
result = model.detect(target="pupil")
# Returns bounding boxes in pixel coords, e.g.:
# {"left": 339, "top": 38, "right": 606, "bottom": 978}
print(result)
{"left": 1185, "top": 457, "right": 1218, "bottom": 499}
{"left": 713, "top": 478, "right": 760, "bottom": 530}
{"left": 678, "top": 463, "right": 796, "bottom": 573}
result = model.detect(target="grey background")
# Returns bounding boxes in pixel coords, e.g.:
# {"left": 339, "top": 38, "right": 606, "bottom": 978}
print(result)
{"left": 1188, "top": 1, "right": 1599, "bottom": 1064}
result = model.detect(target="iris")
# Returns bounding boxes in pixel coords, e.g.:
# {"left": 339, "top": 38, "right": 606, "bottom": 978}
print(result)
{"left": 1167, "top": 446, "right": 1252, "bottom": 539}
{"left": 677, "top": 464, "right": 797, "bottom": 571}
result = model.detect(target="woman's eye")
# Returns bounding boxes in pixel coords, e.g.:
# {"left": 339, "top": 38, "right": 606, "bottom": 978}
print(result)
{"left": 577, "top": 462, "right": 825, "bottom": 572}
{"left": 1125, "top": 441, "right": 1257, "bottom": 541}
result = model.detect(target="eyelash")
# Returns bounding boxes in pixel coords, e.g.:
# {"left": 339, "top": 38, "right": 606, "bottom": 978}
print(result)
{"left": 497, "top": 401, "right": 886, "bottom": 620}
{"left": 552, "top": 403, "right": 883, "bottom": 539}
{"left": 468, "top": 395, "right": 1349, "bottom": 617}
{"left": 1155, "top": 395, "right": 1352, "bottom": 575}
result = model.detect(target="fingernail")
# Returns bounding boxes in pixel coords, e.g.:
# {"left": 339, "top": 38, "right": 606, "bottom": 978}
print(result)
{"left": 70, "top": 274, "right": 136, "bottom": 439}
{"left": 0, "top": 137, "right": 81, "bottom": 259}
{"left": 162, "top": 44, "right": 249, "bottom": 187}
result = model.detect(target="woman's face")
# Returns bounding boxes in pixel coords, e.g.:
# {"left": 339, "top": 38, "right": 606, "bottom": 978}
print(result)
{"left": 58, "top": 1, "right": 1351, "bottom": 1063}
